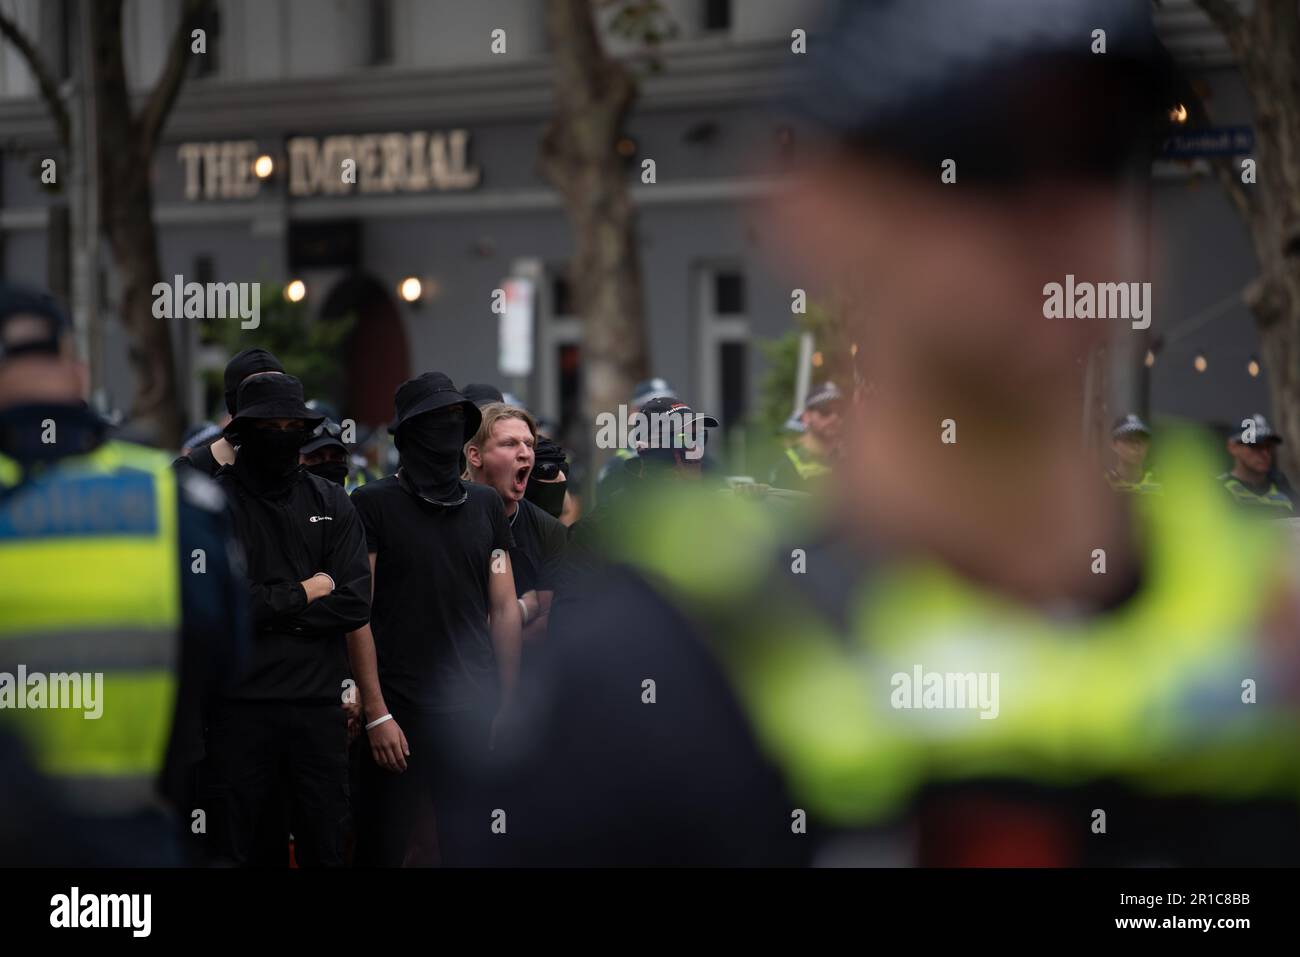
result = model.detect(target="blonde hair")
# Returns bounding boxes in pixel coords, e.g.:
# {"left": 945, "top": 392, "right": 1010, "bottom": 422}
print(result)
{"left": 464, "top": 402, "right": 536, "bottom": 478}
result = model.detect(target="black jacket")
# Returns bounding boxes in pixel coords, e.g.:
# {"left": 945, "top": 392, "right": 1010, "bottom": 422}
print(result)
{"left": 215, "top": 465, "right": 370, "bottom": 703}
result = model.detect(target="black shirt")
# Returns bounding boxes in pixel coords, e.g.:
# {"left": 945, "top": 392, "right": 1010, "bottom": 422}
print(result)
{"left": 351, "top": 476, "right": 514, "bottom": 714}
{"left": 506, "top": 496, "right": 569, "bottom": 597}
{"left": 214, "top": 466, "right": 371, "bottom": 703}
{"left": 173, "top": 441, "right": 221, "bottom": 478}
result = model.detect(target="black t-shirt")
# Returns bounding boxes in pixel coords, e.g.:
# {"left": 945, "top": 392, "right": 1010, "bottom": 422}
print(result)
{"left": 173, "top": 441, "right": 220, "bottom": 478}
{"left": 351, "top": 476, "right": 514, "bottom": 714}
{"left": 506, "top": 496, "right": 569, "bottom": 597}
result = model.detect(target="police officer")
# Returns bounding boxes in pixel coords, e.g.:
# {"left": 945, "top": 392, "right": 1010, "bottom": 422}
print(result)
{"left": 1220, "top": 414, "right": 1295, "bottom": 514}
{"left": 1105, "top": 414, "right": 1161, "bottom": 494}
{"left": 0, "top": 283, "right": 250, "bottom": 865}
{"left": 496, "top": 0, "right": 1300, "bottom": 867}
{"left": 593, "top": 377, "right": 677, "bottom": 504}
{"left": 769, "top": 381, "right": 842, "bottom": 491}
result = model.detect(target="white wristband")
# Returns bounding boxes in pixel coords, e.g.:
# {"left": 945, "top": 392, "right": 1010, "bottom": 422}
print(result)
{"left": 517, "top": 597, "right": 530, "bottom": 626}
{"left": 365, "top": 713, "right": 393, "bottom": 731}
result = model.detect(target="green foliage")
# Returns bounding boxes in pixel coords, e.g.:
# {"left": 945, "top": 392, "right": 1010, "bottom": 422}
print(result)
{"left": 200, "top": 282, "right": 356, "bottom": 415}
{"left": 600, "top": 0, "right": 678, "bottom": 72}
{"left": 755, "top": 300, "right": 856, "bottom": 438}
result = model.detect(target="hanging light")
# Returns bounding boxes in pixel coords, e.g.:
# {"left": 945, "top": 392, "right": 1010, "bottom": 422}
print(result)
{"left": 811, "top": 351, "right": 824, "bottom": 368}
{"left": 285, "top": 279, "right": 306, "bottom": 303}
{"left": 253, "top": 154, "right": 275, "bottom": 179}
{"left": 1144, "top": 349, "right": 1155, "bottom": 368}
{"left": 1247, "top": 357, "right": 1260, "bottom": 378}
{"left": 398, "top": 277, "right": 423, "bottom": 303}
{"left": 1193, "top": 352, "right": 1208, "bottom": 373}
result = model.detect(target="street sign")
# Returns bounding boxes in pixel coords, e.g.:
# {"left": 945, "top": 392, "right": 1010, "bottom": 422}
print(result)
{"left": 1159, "top": 126, "right": 1253, "bottom": 158}
{"left": 499, "top": 277, "right": 534, "bottom": 377}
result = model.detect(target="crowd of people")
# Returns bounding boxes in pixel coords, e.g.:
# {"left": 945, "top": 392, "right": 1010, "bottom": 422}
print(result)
{"left": 4, "top": 0, "right": 1300, "bottom": 870}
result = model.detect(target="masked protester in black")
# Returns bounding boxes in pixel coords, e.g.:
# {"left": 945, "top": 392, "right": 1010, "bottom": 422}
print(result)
{"left": 396, "top": 407, "right": 469, "bottom": 506}
{"left": 348, "top": 372, "right": 523, "bottom": 867}
{"left": 300, "top": 419, "right": 351, "bottom": 488}
{"left": 207, "top": 372, "right": 371, "bottom": 868}
{"left": 174, "top": 347, "right": 284, "bottom": 478}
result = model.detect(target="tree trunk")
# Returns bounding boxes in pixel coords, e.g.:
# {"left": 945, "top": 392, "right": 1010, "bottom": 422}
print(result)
{"left": 1195, "top": 0, "right": 1300, "bottom": 478}
{"left": 540, "top": 0, "right": 649, "bottom": 471}
{"left": 91, "top": 0, "right": 181, "bottom": 447}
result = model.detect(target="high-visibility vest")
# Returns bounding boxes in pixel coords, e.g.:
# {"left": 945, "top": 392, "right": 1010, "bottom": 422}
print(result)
{"left": 1106, "top": 468, "right": 1162, "bottom": 495}
{"left": 1220, "top": 474, "right": 1294, "bottom": 512}
{"left": 603, "top": 434, "right": 1300, "bottom": 827}
{"left": 784, "top": 446, "right": 831, "bottom": 481}
{"left": 0, "top": 440, "right": 180, "bottom": 815}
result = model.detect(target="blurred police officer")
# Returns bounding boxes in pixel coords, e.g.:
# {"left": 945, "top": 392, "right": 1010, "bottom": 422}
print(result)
{"left": 770, "top": 381, "right": 843, "bottom": 491}
{"left": 1221, "top": 414, "right": 1295, "bottom": 514}
{"left": 0, "top": 282, "right": 250, "bottom": 865}
{"left": 1105, "top": 414, "right": 1161, "bottom": 494}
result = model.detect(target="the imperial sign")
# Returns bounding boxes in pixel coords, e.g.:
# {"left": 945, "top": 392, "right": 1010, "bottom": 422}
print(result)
{"left": 177, "top": 130, "right": 480, "bottom": 200}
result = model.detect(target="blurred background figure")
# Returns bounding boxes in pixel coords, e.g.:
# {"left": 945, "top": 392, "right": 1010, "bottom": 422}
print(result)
{"left": 769, "top": 381, "right": 842, "bottom": 491}
{"left": 1220, "top": 413, "right": 1295, "bottom": 514}
{"left": 0, "top": 282, "right": 250, "bottom": 865}
{"left": 1105, "top": 414, "right": 1161, "bottom": 494}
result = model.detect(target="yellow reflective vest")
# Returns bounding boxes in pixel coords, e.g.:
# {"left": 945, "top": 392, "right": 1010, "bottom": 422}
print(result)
{"left": 604, "top": 433, "right": 1300, "bottom": 827}
{"left": 0, "top": 440, "right": 180, "bottom": 814}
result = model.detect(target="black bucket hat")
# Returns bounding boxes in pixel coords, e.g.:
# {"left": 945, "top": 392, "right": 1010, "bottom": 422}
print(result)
{"left": 225, "top": 372, "right": 324, "bottom": 437}
{"left": 301, "top": 418, "right": 348, "bottom": 456}
{"left": 388, "top": 372, "right": 481, "bottom": 442}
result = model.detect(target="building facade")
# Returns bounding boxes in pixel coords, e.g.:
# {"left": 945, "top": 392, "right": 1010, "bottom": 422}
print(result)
{"left": 0, "top": 0, "right": 1276, "bottom": 446}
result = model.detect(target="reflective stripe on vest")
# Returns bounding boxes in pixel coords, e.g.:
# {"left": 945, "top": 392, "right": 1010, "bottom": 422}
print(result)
{"left": 611, "top": 434, "right": 1300, "bottom": 826}
{"left": 1222, "top": 476, "right": 1294, "bottom": 511}
{"left": 1106, "top": 469, "right": 1162, "bottom": 495}
{"left": 0, "top": 440, "right": 180, "bottom": 809}
{"left": 786, "top": 446, "right": 831, "bottom": 481}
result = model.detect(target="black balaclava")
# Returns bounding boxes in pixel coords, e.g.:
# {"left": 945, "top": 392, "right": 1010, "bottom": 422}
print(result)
{"left": 232, "top": 425, "right": 310, "bottom": 496}
{"left": 525, "top": 436, "right": 569, "bottom": 518}
{"left": 224, "top": 348, "right": 284, "bottom": 416}
{"left": 397, "top": 409, "right": 467, "bottom": 506}
{"left": 525, "top": 477, "right": 566, "bottom": 519}
{"left": 306, "top": 459, "right": 349, "bottom": 487}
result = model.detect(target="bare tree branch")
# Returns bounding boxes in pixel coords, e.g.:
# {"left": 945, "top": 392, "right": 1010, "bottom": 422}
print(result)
{"left": 0, "top": 6, "right": 71, "bottom": 151}
{"left": 136, "top": 0, "right": 210, "bottom": 152}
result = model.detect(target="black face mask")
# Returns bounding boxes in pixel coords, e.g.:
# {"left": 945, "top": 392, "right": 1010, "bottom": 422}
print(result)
{"left": 306, "top": 460, "right": 349, "bottom": 487}
{"left": 233, "top": 427, "right": 309, "bottom": 495}
{"left": 397, "top": 413, "right": 466, "bottom": 506}
{"left": 525, "top": 477, "right": 567, "bottom": 519}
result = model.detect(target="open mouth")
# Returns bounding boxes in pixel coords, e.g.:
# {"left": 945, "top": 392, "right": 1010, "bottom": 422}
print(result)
{"left": 512, "top": 465, "right": 530, "bottom": 495}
